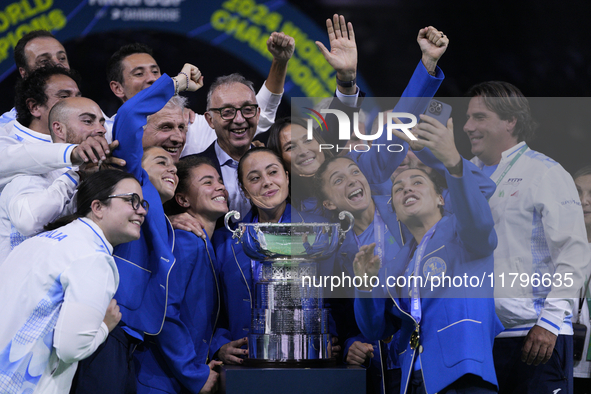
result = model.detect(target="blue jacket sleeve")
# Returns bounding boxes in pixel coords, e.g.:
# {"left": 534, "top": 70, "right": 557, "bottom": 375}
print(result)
{"left": 444, "top": 158, "right": 497, "bottom": 257}
{"left": 154, "top": 230, "right": 211, "bottom": 393}
{"left": 350, "top": 61, "right": 445, "bottom": 185}
{"left": 111, "top": 75, "right": 176, "bottom": 335}
{"left": 112, "top": 74, "right": 175, "bottom": 183}
{"left": 413, "top": 147, "right": 496, "bottom": 200}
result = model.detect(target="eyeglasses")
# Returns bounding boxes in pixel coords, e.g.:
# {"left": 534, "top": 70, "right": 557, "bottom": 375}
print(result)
{"left": 208, "top": 104, "right": 259, "bottom": 121}
{"left": 107, "top": 193, "right": 149, "bottom": 213}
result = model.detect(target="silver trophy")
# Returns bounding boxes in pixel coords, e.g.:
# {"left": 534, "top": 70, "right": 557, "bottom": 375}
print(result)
{"left": 224, "top": 210, "right": 354, "bottom": 366}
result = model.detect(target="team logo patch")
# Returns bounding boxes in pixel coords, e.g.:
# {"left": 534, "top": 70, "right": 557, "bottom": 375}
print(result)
{"left": 423, "top": 256, "right": 446, "bottom": 279}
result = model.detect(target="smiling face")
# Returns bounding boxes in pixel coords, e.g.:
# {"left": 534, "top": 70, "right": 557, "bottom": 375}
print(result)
{"left": 391, "top": 169, "right": 443, "bottom": 226}
{"left": 98, "top": 178, "right": 146, "bottom": 247}
{"left": 240, "top": 151, "right": 289, "bottom": 212}
{"left": 142, "top": 147, "right": 178, "bottom": 203}
{"left": 463, "top": 96, "right": 519, "bottom": 166}
{"left": 143, "top": 105, "right": 186, "bottom": 163}
{"left": 205, "top": 82, "right": 259, "bottom": 160}
{"left": 320, "top": 157, "right": 372, "bottom": 214}
{"left": 52, "top": 97, "right": 106, "bottom": 144}
{"left": 177, "top": 164, "right": 228, "bottom": 221}
{"left": 575, "top": 174, "right": 591, "bottom": 234}
{"left": 279, "top": 123, "right": 325, "bottom": 177}
{"left": 113, "top": 53, "right": 161, "bottom": 102}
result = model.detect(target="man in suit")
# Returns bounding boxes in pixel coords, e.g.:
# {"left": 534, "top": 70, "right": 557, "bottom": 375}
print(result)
{"left": 197, "top": 73, "right": 261, "bottom": 218}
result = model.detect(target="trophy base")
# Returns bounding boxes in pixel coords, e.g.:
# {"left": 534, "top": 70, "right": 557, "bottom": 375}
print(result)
{"left": 248, "top": 333, "right": 333, "bottom": 361}
{"left": 242, "top": 357, "right": 337, "bottom": 368}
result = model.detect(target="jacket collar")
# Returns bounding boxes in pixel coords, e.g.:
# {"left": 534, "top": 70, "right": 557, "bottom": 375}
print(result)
{"left": 10, "top": 120, "right": 52, "bottom": 144}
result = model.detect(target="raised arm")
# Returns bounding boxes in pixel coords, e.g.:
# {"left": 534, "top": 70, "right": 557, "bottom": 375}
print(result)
{"left": 359, "top": 26, "right": 448, "bottom": 181}
{"left": 411, "top": 115, "right": 497, "bottom": 255}
{"left": 113, "top": 64, "right": 203, "bottom": 181}
{"left": 316, "top": 14, "right": 358, "bottom": 96}
{"left": 112, "top": 76, "right": 173, "bottom": 181}
{"left": 0, "top": 138, "right": 76, "bottom": 191}
{"left": 256, "top": 32, "right": 295, "bottom": 132}
{"left": 264, "top": 32, "right": 295, "bottom": 95}
{"left": 413, "top": 115, "right": 495, "bottom": 199}
{"left": 5, "top": 170, "right": 78, "bottom": 238}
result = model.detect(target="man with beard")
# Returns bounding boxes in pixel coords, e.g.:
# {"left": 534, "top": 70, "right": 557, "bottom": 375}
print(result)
{"left": 0, "top": 96, "right": 107, "bottom": 263}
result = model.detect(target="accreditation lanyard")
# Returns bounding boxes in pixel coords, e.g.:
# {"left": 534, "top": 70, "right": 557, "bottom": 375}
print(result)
{"left": 409, "top": 223, "right": 438, "bottom": 325}
{"left": 490, "top": 144, "right": 528, "bottom": 194}
{"left": 354, "top": 209, "right": 386, "bottom": 265}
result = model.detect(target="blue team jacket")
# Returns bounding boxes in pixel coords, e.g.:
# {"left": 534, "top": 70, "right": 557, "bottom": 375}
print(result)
{"left": 135, "top": 231, "right": 219, "bottom": 394}
{"left": 354, "top": 159, "right": 503, "bottom": 394}
{"left": 333, "top": 157, "right": 495, "bottom": 362}
{"left": 112, "top": 75, "right": 176, "bottom": 336}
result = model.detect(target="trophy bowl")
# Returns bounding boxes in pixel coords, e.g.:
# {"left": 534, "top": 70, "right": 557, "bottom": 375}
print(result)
{"left": 223, "top": 210, "right": 354, "bottom": 366}
{"left": 224, "top": 210, "right": 353, "bottom": 261}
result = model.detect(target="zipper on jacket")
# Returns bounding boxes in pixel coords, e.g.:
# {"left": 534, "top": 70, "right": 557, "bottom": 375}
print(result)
{"left": 385, "top": 266, "right": 420, "bottom": 394}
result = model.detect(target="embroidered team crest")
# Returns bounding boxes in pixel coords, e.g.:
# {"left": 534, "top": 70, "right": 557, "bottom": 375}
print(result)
{"left": 423, "top": 256, "right": 446, "bottom": 280}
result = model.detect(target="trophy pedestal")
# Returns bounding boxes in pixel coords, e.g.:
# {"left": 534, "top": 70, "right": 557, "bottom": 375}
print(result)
{"left": 219, "top": 365, "right": 366, "bottom": 394}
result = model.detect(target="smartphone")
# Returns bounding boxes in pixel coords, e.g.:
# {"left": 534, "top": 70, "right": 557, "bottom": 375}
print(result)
{"left": 419, "top": 99, "right": 452, "bottom": 139}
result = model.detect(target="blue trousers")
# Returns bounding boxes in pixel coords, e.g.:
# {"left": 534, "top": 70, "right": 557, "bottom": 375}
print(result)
{"left": 69, "top": 322, "right": 140, "bottom": 394}
{"left": 493, "top": 334, "right": 573, "bottom": 394}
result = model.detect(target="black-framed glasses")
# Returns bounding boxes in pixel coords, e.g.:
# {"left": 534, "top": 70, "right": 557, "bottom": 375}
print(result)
{"left": 208, "top": 104, "right": 259, "bottom": 121}
{"left": 107, "top": 193, "right": 149, "bottom": 213}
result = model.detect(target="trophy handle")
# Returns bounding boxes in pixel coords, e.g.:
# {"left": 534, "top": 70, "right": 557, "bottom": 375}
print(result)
{"left": 338, "top": 211, "right": 354, "bottom": 242}
{"left": 224, "top": 210, "right": 242, "bottom": 239}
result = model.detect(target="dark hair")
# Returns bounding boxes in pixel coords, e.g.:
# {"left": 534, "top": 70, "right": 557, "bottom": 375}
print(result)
{"left": 237, "top": 147, "right": 289, "bottom": 215}
{"left": 267, "top": 116, "right": 334, "bottom": 172}
{"left": 106, "top": 43, "right": 154, "bottom": 85}
{"left": 574, "top": 165, "right": 591, "bottom": 181}
{"left": 14, "top": 30, "right": 58, "bottom": 75}
{"left": 313, "top": 155, "right": 358, "bottom": 205}
{"left": 391, "top": 167, "right": 446, "bottom": 216}
{"left": 466, "top": 81, "right": 538, "bottom": 143}
{"left": 237, "top": 147, "right": 286, "bottom": 190}
{"left": 15, "top": 65, "right": 81, "bottom": 128}
{"left": 164, "top": 155, "right": 217, "bottom": 216}
{"left": 44, "top": 170, "right": 138, "bottom": 231}
{"left": 267, "top": 116, "right": 305, "bottom": 155}
{"left": 141, "top": 145, "right": 166, "bottom": 162}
